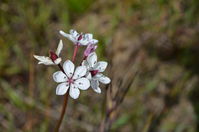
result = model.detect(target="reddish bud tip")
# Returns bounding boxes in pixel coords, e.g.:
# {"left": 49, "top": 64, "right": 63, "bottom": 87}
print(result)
{"left": 90, "top": 70, "right": 99, "bottom": 76}
{"left": 77, "top": 34, "right": 83, "bottom": 41}
{"left": 49, "top": 51, "right": 58, "bottom": 61}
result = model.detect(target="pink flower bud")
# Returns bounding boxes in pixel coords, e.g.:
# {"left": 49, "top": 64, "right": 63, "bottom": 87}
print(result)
{"left": 83, "top": 44, "right": 97, "bottom": 58}
{"left": 49, "top": 51, "right": 58, "bottom": 61}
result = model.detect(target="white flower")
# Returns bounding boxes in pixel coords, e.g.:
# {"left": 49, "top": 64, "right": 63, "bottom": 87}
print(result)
{"left": 34, "top": 40, "right": 63, "bottom": 65}
{"left": 59, "top": 29, "right": 98, "bottom": 46}
{"left": 53, "top": 60, "right": 90, "bottom": 99}
{"left": 82, "top": 52, "right": 111, "bottom": 93}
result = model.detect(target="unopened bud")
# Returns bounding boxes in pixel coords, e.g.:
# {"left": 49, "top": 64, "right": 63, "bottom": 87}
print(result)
{"left": 49, "top": 51, "right": 58, "bottom": 61}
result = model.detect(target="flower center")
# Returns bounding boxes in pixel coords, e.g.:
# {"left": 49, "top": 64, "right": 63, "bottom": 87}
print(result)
{"left": 90, "top": 70, "right": 99, "bottom": 76}
{"left": 49, "top": 51, "right": 58, "bottom": 61}
{"left": 77, "top": 34, "right": 83, "bottom": 41}
{"left": 68, "top": 78, "right": 74, "bottom": 84}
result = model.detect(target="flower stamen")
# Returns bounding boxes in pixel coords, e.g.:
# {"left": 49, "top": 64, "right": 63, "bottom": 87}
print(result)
{"left": 90, "top": 70, "right": 99, "bottom": 76}
{"left": 67, "top": 78, "right": 74, "bottom": 84}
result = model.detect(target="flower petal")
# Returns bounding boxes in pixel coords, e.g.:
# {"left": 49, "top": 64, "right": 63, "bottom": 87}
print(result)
{"left": 91, "top": 80, "right": 101, "bottom": 93}
{"left": 53, "top": 71, "right": 67, "bottom": 83}
{"left": 54, "top": 58, "right": 62, "bottom": 65}
{"left": 98, "top": 74, "right": 111, "bottom": 84}
{"left": 69, "top": 84, "right": 80, "bottom": 99}
{"left": 73, "top": 66, "right": 87, "bottom": 79}
{"left": 82, "top": 60, "right": 90, "bottom": 69}
{"left": 59, "top": 30, "right": 76, "bottom": 43}
{"left": 91, "top": 39, "right": 98, "bottom": 44}
{"left": 79, "top": 39, "right": 89, "bottom": 46}
{"left": 63, "top": 60, "right": 75, "bottom": 78}
{"left": 33, "top": 55, "right": 54, "bottom": 65}
{"left": 74, "top": 78, "right": 90, "bottom": 90}
{"left": 85, "top": 33, "right": 93, "bottom": 40}
{"left": 55, "top": 40, "right": 63, "bottom": 56}
{"left": 87, "top": 52, "right": 97, "bottom": 68}
{"left": 56, "top": 83, "right": 69, "bottom": 95}
{"left": 70, "top": 29, "right": 79, "bottom": 37}
{"left": 85, "top": 72, "right": 92, "bottom": 80}
{"left": 59, "top": 30, "right": 70, "bottom": 38}
{"left": 94, "top": 61, "right": 108, "bottom": 72}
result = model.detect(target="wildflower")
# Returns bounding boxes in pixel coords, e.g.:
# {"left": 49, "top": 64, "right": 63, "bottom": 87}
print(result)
{"left": 59, "top": 29, "right": 98, "bottom": 46}
{"left": 84, "top": 44, "right": 98, "bottom": 58}
{"left": 82, "top": 52, "right": 111, "bottom": 93}
{"left": 53, "top": 60, "right": 90, "bottom": 99}
{"left": 34, "top": 40, "right": 63, "bottom": 65}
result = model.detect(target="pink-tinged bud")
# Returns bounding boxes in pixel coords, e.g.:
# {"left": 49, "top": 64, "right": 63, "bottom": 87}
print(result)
{"left": 84, "top": 44, "right": 97, "bottom": 58}
{"left": 49, "top": 51, "right": 58, "bottom": 61}
{"left": 77, "top": 34, "right": 83, "bottom": 41}
{"left": 90, "top": 70, "right": 99, "bottom": 76}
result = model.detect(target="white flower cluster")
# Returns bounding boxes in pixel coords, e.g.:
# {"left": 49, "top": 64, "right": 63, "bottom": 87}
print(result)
{"left": 34, "top": 29, "right": 110, "bottom": 99}
{"left": 59, "top": 29, "right": 98, "bottom": 46}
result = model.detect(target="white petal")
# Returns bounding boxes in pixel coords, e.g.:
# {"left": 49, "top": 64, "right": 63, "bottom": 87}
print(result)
{"left": 82, "top": 60, "right": 90, "bottom": 69}
{"left": 91, "top": 80, "right": 101, "bottom": 93}
{"left": 98, "top": 74, "right": 111, "bottom": 84}
{"left": 54, "top": 58, "right": 62, "bottom": 65}
{"left": 38, "top": 60, "right": 54, "bottom": 65}
{"left": 55, "top": 40, "right": 63, "bottom": 56}
{"left": 63, "top": 60, "right": 75, "bottom": 78}
{"left": 93, "top": 87, "right": 101, "bottom": 93}
{"left": 56, "top": 83, "right": 69, "bottom": 95}
{"left": 74, "top": 78, "right": 90, "bottom": 90}
{"left": 85, "top": 33, "right": 93, "bottom": 40}
{"left": 94, "top": 61, "right": 108, "bottom": 72}
{"left": 86, "top": 72, "right": 92, "bottom": 80}
{"left": 59, "top": 30, "right": 70, "bottom": 38}
{"left": 93, "top": 73, "right": 103, "bottom": 79}
{"left": 87, "top": 52, "right": 97, "bottom": 68}
{"left": 69, "top": 84, "right": 80, "bottom": 99}
{"left": 91, "top": 39, "right": 98, "bottom": 44}
{"left": 70, "top": 29, "right": 79, "bottom": 37}
{"left": 79, "top": 39, "right": 89, "bottom": 46}
{"left": 59, "top": 30, "right": 76, "bottom": 43}
{"left": 73, "top": 66, "right": 87, "bottom": 79}
{"left": 34, "top": 55, "right": 54, "bottom": 65}
{"left": 53, "top": 71, "right": 67, "bottom": 83}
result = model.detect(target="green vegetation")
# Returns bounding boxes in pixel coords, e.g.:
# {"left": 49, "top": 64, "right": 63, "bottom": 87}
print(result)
{"left": 0, "top": 0, "right": 199, "bottom": 131}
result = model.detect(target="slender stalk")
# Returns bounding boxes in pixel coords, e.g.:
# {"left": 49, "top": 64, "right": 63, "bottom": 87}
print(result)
{"left": 58, "top": 64, "right": 65, "bottom": 74}
{"left": 72, "top": 45, "right": 79, "bottom": 62}
{"left": 54, "top": 44, "right": 79, "bottom": 132}
{"left": 54, "top": 92, "right": 69, "bottom": 132}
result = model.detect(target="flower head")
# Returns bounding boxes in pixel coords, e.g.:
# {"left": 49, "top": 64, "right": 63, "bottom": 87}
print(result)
{"left": 59, "top": 29, "right": 98, "bottom": 46}
{"left": 34, "top": 40, "right": 63, "bottom": 65}
{"left": 82, "top": 52, "right": 111, "bottom": 93}
{"left": 53, "top": 60, "right": 90, "bottom": 99}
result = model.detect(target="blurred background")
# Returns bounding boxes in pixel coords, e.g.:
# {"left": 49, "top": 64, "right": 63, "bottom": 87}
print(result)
{"left": 1, "top": 0, "right": 199, "bottom": 132}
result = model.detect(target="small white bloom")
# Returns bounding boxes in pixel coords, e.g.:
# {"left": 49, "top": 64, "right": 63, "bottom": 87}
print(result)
{"left": 34, "top": 40, "right": 63, "bottom": 65}
{"left": 53, "top": 60, "right": 90, "bottom": 99}
{"left": 59, "top": 29, "right": 98, "bottom": 46}
{"left": 82, "top": 52, "right": 111, "bottom": 93}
